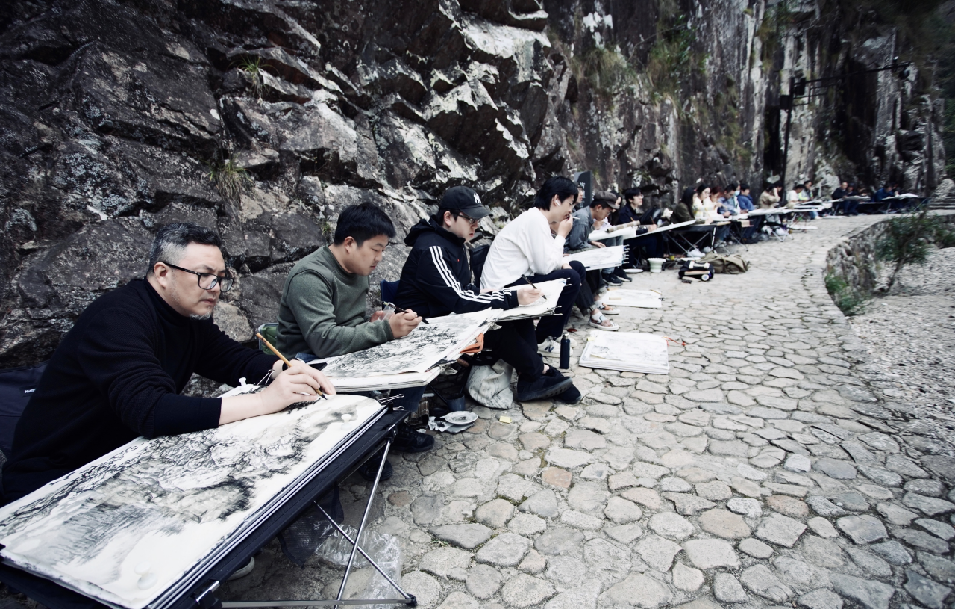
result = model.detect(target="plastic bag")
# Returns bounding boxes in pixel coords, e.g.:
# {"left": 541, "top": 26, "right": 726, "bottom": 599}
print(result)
{"left": 314, "top": 524, "right": 403, "bottom": 608}
{"left": 466, "top": 360, "right": 514, "bottom": 409}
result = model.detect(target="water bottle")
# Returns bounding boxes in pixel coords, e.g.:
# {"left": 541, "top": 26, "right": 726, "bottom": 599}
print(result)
{"left": 559, "top": 334, "right": 571, "bottom": 369}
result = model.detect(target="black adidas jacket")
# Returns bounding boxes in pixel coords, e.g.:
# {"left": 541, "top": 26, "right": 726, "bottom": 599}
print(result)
{"left": 395, "top": 218, "right": 519, "bottom": 318}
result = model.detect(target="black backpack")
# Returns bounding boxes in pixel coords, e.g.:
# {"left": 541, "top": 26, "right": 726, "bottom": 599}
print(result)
{"left": 0, "top": 363, "right": 46, "bottom": 459}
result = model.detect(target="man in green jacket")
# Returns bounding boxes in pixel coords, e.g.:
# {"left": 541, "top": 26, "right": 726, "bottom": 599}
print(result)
{"left": 276, "top": 202, "right": 433, "bottom": 478}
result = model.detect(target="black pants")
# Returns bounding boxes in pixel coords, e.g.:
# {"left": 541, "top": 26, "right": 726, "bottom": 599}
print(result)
{"left": 513, "top": 261, "right": 584, "bottom": 342}
{"left": 484, "top": 319, "right": 544, "bottom": 380}
{"left": 625, "top": 234, "right": 663, "bottom": 264}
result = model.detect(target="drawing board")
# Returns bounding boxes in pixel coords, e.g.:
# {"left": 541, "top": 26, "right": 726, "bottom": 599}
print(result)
{"left": 492, "top": 279, "right": 566, "bottom": 321}
{"left": 563, "top": 245, "right": 625, "bottom": 270}
{"left": 579, "top": 332, "right": 669, "bottom": 374}
{"left": 0, "top": 395, "right": 385, "bottom": 609}
{"left": 316, "top": 310, "right": 494, "bottom": 378}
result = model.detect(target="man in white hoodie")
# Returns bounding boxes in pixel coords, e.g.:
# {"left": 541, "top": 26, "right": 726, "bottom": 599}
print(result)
{"left": 481, "top": 176, "right": 585, "bottom": 345}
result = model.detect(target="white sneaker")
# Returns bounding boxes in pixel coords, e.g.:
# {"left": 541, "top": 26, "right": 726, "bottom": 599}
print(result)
{"left": 538, "top": 337, "right": 560, "bottom": 357}
{"left": 687, "top": 249, "right": 703, "bottom": 258}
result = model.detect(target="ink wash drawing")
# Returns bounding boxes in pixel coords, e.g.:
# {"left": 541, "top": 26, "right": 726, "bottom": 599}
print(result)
{"left": 0, "top": 394, "right": 384, "bottom": 609}
{"left": 317, "top": 310, "right": 493, "bottom": 378}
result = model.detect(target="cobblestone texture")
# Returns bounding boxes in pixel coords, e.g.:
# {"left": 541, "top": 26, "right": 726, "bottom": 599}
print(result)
{"left": 219, "top": 217, "right": 954, "bottom": 609}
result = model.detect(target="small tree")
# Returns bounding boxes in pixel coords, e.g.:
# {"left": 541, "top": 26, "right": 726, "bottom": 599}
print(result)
{"left": 875, "top": 209, "right": 955, "bottom": 291}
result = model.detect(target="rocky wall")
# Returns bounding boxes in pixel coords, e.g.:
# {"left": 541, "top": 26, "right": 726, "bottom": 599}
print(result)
{"left": 0, "top": 0, "right": 948, "bottom": 367}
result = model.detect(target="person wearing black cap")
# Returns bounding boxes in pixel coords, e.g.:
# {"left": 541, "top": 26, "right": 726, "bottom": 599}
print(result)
{"left": 395, "top": 186, "right": 578, "bottom": 403}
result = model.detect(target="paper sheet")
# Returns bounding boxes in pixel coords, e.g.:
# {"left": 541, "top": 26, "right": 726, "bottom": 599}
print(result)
{"left": 564, "top": 245, "right": 626, "bottom": 270}
{"left": 599, "top": 289, "right": 663, "bottom": 309}
{"left": 579, "top": 332, "right": 669, "bottom": 374}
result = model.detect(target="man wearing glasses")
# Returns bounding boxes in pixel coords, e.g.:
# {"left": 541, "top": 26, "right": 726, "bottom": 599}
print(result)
{"left": 1, "top": 223, "right": 334, "bottom": 506}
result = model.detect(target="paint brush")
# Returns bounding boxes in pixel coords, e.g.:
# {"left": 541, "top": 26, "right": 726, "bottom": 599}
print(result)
{"left": 256, "top": 333, "right": 325, "bottom": 398}
{"left": 394, "top": 307, "right": 429, "bottom": 324}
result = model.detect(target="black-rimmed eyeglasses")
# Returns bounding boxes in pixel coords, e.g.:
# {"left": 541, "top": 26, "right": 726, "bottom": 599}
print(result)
{"left": 163, "top": 262, "right": 234, "bottom": 292}
{"left": 458, "top": 212, "right": 480, "bottom": 227}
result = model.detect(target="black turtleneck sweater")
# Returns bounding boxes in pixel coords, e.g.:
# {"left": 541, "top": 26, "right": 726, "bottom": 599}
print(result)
{"left": 1, "top": 278, "right": 276, "bottom": 503}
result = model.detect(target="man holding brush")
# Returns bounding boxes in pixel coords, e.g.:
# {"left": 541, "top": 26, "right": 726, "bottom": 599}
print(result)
{"left": 395, "top": 186, "right": 577, "bottom": 403}
{"left": 275, "top": 202, "right": 434, "bottom": 478}
{"left": 1, "top": 223, "right": 335, "bottom": 506}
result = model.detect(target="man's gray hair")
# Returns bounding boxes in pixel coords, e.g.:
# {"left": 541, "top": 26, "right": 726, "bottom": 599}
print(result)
{"left": 147, "top": 223, "right": 223, "bottom": 275}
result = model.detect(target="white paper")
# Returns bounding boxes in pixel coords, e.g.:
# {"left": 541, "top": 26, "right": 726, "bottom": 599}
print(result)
{"left": 599, "top": 289, "right": 662, "bottom": 309}
{"left": 564, "top": 245, "right": 626, "bottom": 270}
{"left": 317, "top": 310, "right": 494, "bottom": 377}
{"left": 492, "top": 279, "right": 566, "bottom": 321}
{"left": 579, "top": 332, "right": 669, "bottom": 374}
{"left": 0, "top": 395, "right": 385, "bottom": 609}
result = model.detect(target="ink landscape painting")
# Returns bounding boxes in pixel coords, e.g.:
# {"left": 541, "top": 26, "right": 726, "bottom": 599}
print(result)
{"left": 0, "top": 395, "right": 385, "bottom": 609}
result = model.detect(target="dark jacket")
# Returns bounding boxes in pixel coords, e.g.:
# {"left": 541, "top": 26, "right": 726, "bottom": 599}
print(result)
{"left": 395, "top": 218, "right": 519, "bottom": 318}
{"left": 2, "top": 279, "right": 275, "bottom": 502}
{"left": 618, "top": 204, "right": 642, "bottom": 224}
{"left": 670, "top": 202, "right": 694, "bottom": 223}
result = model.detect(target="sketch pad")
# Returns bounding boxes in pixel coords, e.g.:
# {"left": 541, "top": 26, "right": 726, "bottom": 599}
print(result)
{"left": 564, "top": 245, "right": 625, "bottom": 270}
{"left": 579, "top": 332, "right": 669, "bottom": 374}
{"left": 600, "top": 289, "right": 662, "bottom": 309}
{"left": 492, "top": 279, "right": 566, "bottom": 322}
{"left": 317, "top": 310, "right": 494, "bottom": 378}
{"left": 0, "top": 395, "right": 386, "bottom": 609}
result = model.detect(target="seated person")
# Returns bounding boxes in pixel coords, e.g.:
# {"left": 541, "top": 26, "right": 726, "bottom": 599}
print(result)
{"left": 786, "top": 183, "right": 804, "bottom": 208}
{"left": 619, "top": 187, "right": 663, "bottom": 267}
{"left": 671, "top": 188, "right": 696, "bottom": 223}
{"left": 480, "top": 176, "right": 588, "bottom": 348}
{"left": 565, "top": 193, "right": 621, "bottom": 330}
{"left": 842, "top": 184, "right": 861, "bottom": 216}
{"left": 275, "top": 203, "right": 434, "bottom": 477}
{"left": 2, "top": 222, "right": 335, "bottom": 507}
{"left": 759, "top": 183, "right": 781, "bottom": 208}
{"left": 734, "top": 183, "right": 759, "bottom": 242}
{"left": 395, "top": 186, "right": 577, "bottom": 403}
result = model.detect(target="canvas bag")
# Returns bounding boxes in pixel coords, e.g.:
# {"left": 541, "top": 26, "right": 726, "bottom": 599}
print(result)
{"left": 700, "top": 253, "right": 749, "bottom": 273}
{"left": 0, "top": 363, "right": 47, "bottom": 458}
{"left": 466, "top": 360, "right": 514, "bottom": 410}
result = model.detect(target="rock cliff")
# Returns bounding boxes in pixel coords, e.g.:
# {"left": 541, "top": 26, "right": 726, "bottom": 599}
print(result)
{"left": 0, "top": 0, "right": 949, "bottom": 366}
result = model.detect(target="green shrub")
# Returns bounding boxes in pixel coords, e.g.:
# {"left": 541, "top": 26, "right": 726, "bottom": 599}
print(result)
{"left": 208, "top": 158, "right": 250, "bottom": 202}
{"left": 875, "top": 211, "right": 952, "bottom": 290}
{"left": 824, "top": 273, "right": 867, "bottom": 316}
{"left": 579, "top": 46, "right": 637, "bottom": 100}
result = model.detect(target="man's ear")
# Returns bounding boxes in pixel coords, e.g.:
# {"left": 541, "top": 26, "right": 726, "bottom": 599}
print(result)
{"left": 342, "top": 236, "right": 356, "bottom": 252}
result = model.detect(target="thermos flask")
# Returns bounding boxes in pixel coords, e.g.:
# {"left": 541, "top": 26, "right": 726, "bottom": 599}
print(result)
{"left": 559, "top": 334, "right": 570, "bottom": 369}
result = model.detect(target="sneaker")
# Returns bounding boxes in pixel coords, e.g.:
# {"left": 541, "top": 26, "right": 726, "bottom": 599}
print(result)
{"left": 595, "top": 303, "right": 620, "bottom": 315}
{"left": 393, "top": 423, "right": 435, "bottom": 453}
{"left": 605, "top": 275, "right": 623, "bottom": 285}
{"left": 359, "top": 455, "right": 394, "bottom": 481}
{"left": 538, "top": 337, "right": 560, "bottom": 357}
{"left": 227, "top": 557, "right": 255, "bottom": 581}
{"left": 515, "top": 374, "right": 573, "bottom": 402}
{"left": 589, "top": 311, "right": 620, "bottom": 331}
{"left": 543, "top": 368, "right": 583, "bottom": 404}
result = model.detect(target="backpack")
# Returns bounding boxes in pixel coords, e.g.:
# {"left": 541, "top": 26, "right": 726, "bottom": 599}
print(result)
{"left": 700, "top": 253, "right": 749, "bottom": 274}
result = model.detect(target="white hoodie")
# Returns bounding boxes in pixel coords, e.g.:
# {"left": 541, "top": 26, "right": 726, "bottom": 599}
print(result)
{"left": 480, "top": 208, "right": 566, "bottom": 290}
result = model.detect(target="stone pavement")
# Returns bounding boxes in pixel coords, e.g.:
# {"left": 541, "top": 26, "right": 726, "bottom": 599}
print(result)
{"left": 223, "top": 215, "right": 955, "bottom": 609}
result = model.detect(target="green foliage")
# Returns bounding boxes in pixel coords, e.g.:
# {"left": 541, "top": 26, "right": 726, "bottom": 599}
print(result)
{"left": 824, "top": 273, "right": 867, "bottom": 316}
{"left": 755, "top": 1, "right": 793, "bottom": 72}
{"left": 875, "top": 211, "right": 953, "bottom": 290}
{"left": 578, "top": 46, "right": 638, "bottom": 101}
{"left": 208, "top": 158, "right": 250, "bottom": 202}
{"left": 646, "top": 13, "right": 705, "bottom": 94}
{"left": 237, "top": 56, "right": 264, "bottom": 97}
{"left": 321, "top": 220, "right": 333, "bottom": 238}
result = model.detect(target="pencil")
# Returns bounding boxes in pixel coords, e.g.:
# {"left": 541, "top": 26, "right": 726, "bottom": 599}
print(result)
{"left": 256, "top": 333, "right": 324, "bottom": 398}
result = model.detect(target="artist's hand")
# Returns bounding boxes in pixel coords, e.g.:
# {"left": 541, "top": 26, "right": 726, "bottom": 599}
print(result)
{"left": 370, "top": 310, "right": 388, "bottom": 322}
{"left": 389, "top": 310, "right": 421, "bottom": 338}
{"left": 646, "top": 224, "right": 658, "bottom": 232}
{"left": 591, "top": 241, "right": 606, "bottom": 248}
{"left": 516, "top": 286, "right": 542, "bottom": 305}
{"left": 556, "top": 216, "right": 574, "bottom": 238}
{"left": 662, "top": 209, "right": 673, "bottom": 218}
{"left": 219, "top": 361, "right": 335, "bottom": 425}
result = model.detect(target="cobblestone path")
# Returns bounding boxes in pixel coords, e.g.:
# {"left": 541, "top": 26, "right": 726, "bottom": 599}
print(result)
{"left": 226, "top": 216, "right": 955, "bottom": 609}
